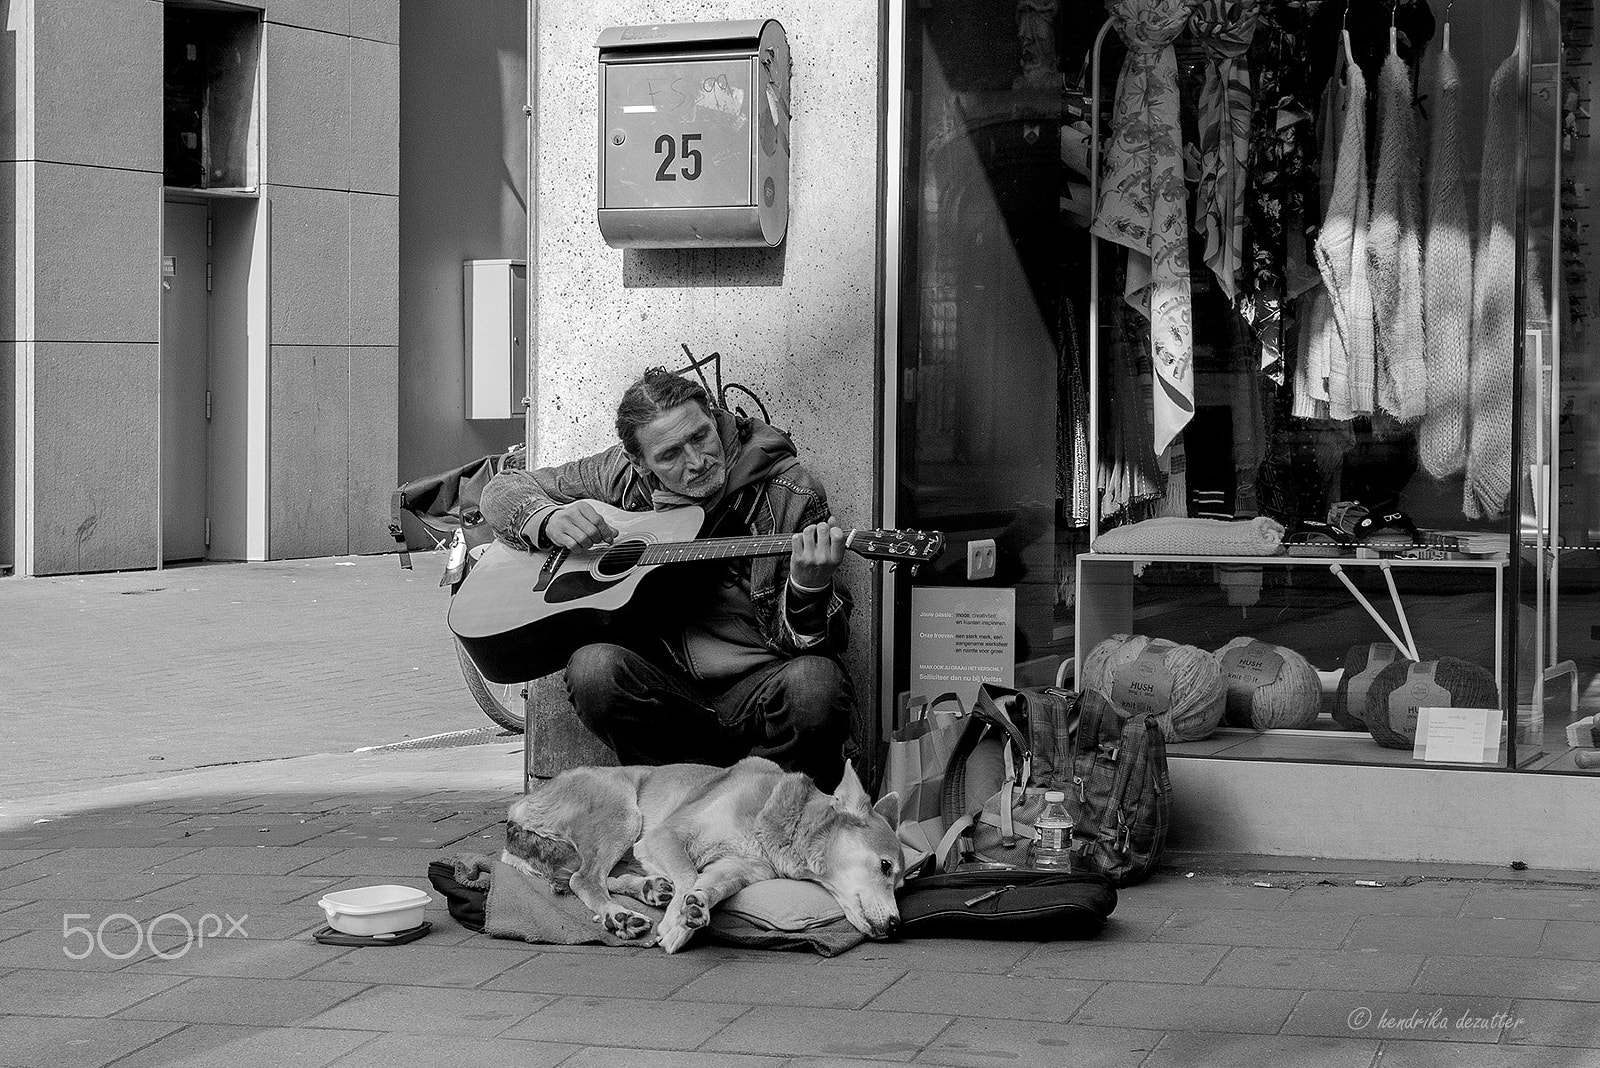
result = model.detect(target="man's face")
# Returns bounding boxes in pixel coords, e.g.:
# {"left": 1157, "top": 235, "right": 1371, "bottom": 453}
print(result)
{"left": 632, "top": 402, "right": 727, "bottom": 499}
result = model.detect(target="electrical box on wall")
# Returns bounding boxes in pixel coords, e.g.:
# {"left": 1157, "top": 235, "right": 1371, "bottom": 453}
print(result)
{"left": 595, "top": 19, "right": 791, "bottom": 249}
{"left": 463, "top": 260, "right": 527, "bottom": 421}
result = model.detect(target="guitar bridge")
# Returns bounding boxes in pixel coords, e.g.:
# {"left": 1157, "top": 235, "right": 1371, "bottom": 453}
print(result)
{"left": 533, "top": 548, "right": 567, "bottom": 593}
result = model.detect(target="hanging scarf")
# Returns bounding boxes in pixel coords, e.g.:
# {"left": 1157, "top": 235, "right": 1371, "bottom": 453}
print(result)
{"left": 1293, "top": 59, "right": 1348, "bottom": 419}
{"left": 1239, "top": 0, "right": 1323, "bottom": 375}
{"left": 1312, "top": 34, "right": 1375, "bottom": 417}
{"left": 1418, "top": 34, "right": 1472, "bottom": 478}
{"left": 1465, "top": 51, "right": 1521, "bottom": 519}
{"left": 1367, "top": 43, "right": 1426, "bottom": 422}
{"left": 1091, "top": 0, "right": 1198, "bottom": 456}
{"left": 1190, "top": 0, "right": 1259, "bottom": 306}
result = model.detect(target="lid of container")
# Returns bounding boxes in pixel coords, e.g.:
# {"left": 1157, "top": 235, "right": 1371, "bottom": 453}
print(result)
{"left": 318, "top": 884, "right": 432, "bottom": 915}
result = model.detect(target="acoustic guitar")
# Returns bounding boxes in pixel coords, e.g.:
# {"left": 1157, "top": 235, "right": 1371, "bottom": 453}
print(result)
{"left": 449, "top": 501, "right": 945, "bottom": 684}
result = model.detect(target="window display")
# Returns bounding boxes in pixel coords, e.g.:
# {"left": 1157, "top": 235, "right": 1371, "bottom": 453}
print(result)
{"left": 890, "top": 0, "right": 1594, "bottom": 773}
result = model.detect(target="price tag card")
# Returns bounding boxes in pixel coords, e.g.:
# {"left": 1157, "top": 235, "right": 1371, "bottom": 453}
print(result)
{"left": 1414, "top": 707, "right": 1502, "bottom": 764}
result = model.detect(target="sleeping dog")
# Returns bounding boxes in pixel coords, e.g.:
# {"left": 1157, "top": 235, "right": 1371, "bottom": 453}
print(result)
{"left": 502, "top": 758, "right": 903, "bottom": 953}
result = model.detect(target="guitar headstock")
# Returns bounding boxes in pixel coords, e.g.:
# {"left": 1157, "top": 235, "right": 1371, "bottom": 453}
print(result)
{"left": 846, "top": 528, "right": 946, "bottom": 570}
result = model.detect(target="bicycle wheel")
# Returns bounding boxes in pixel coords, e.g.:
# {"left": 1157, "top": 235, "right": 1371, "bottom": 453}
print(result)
{"left": 455, "top": 639, "right": 528, "bottom": 734}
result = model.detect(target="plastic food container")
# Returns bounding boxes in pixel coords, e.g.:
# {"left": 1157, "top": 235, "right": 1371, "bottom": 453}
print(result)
{"left": 318, "top": 885, "right": 432, "bottom": 936}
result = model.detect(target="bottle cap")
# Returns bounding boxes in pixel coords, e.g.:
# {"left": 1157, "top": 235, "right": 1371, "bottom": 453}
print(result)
{"left": 1044, "top": 790, "right": 1065, "bottom": 802}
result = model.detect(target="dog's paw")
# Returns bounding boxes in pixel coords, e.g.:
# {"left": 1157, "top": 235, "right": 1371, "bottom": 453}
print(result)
{"left": 655, "top": 914, "right": 692, "bottom": 954}
{"left": 678, "top": 889, "right": 711, "bottom": 932}
{"left": 601, "top": 906, "right": 654, "bottom": 940}
{"left": 640, "top": 876, "right": 674, "bottom": 907}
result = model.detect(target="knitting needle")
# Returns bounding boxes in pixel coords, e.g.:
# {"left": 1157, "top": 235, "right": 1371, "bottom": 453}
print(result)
{"left": 1329, "top": 564, "right": 1414, "bottom": 658}
{"left": 1378, "top": 562, "right": 1420, "bottom": 660}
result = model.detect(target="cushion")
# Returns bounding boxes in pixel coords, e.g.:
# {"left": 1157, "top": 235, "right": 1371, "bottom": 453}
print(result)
{"left": 716, "top": 879, "right": 845, "bottom": 932}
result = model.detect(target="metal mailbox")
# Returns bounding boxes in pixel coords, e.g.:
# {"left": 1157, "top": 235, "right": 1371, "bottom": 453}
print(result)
{"left": 595, "top": 19, "right": 790, "bottom": 249}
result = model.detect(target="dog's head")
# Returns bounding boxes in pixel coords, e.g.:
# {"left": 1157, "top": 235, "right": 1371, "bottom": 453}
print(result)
{"left": 806, "top": 762, "right": 903, "bottom": 939}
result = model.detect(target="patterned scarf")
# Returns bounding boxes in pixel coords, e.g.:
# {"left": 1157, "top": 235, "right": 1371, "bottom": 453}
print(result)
{"left": 1189, "top": 0, "right": 1260, "bottom": 305}
{"left": 1091, "top": 0, "right": 1199, "bottom": 457}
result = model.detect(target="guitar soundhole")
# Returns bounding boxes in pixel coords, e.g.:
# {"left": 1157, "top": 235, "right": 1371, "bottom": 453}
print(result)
{"left": 594, "top": 539, "right": 649, "bottom": 579}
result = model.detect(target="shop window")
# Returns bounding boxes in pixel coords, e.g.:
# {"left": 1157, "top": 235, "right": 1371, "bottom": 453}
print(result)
{"left": 890, "top": 0, "right": 1587, "bottom": 773}
{"left": 164, "top": 3, "right": 262, "bottom": 191}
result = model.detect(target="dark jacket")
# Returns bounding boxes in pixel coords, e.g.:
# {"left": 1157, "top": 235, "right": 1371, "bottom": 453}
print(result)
{"left": 478, "top": 410, "right": 851, "bottom": 662}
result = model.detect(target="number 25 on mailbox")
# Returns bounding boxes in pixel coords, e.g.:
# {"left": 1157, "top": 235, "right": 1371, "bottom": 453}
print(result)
{"left": 596, "top": 20, "right": 791, "bottom": 249}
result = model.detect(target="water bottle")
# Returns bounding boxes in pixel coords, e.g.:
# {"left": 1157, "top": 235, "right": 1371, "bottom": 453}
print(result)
{"left": 1029, "top": 790, "right": 1074, "bottom": 871}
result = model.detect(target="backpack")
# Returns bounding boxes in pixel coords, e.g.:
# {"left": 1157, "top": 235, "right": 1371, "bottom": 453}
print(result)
{"left": 1063, "top": 688, "right": 1172, "bottom": 887}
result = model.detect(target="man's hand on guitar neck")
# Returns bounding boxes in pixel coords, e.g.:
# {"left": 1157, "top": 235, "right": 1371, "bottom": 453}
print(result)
{"left": 537, "top": 502, "right": 620, "bottom": 552}
{"left": 789, "top": 517, "right": 846, "bottom": 591}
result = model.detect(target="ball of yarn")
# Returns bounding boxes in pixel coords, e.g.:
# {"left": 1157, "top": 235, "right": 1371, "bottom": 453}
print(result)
{"left": 1213, "top": 638, "right": 1323, "bottom": 730}
{"left": 1082, "top": 634, "right": 1226, "bottom": 743}
{"left": 1364, "top": 657, "right": 1499, "bottom": 749}
{"left": 1332, "top": 642, "right": 1434, "bottom": 730}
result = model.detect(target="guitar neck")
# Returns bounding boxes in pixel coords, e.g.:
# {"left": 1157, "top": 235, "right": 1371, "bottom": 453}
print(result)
{"left": 639, "top": 531, "right": 860, "bottom": 566}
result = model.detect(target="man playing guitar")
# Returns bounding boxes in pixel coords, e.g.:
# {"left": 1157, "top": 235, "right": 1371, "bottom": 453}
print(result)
{"left": 479, "top": 368, "right": 855, "bottom": 790}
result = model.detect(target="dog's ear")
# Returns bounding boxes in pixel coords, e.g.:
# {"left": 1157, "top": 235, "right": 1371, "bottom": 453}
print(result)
{"left": 830, "top": 760, "right": 873, "bottom": 818}
{"left": 872, "top": 790, "right": 901, "bottom": 828}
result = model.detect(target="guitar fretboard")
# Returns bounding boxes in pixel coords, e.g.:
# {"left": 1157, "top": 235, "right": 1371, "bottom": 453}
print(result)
{"left": 634, "top": 531, "right": 860, "bottom": 566}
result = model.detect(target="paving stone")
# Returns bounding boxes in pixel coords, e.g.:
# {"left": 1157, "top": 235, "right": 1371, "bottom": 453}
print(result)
{"left": 1537, "top": 920, "right": 1600, "bottom": 961}
{"left": 1118, "top": 877, "right": 1293, "bottom": 911}
{"left": 298, "top": 815, "right": 494, "bottom": 849}
{"left": 1503, "top": 998, "right": 1600, "bottom": 1048}
{"left": 1208, "top": 946, "right": 1424, "bottom": 992}
{"left": 841, "top": 936, "right": 1036, "bottom": 974}
{"left": 299, "top": 942, "right": 532, "bottom": 987}
{"left": 1282, "top": 990, "right": 1516, "bottom": 1043}
{"left": 1152, "top": 908, "right": 1355, "bottom": 949}
{"left": 1283, "top": 883, "right": 1472, "bottom": 917}
{"left": 483, "top": 948, "right": 714, "bottom": 998}
{"left": 917, "top": 1018, "right": 1162, "bottom": 1068}
{"left": 1139, "top": 1031, "right": 1381, "bottom": 1068}
{"left": 112, "top": 975, "right": 368, "bottom": 1027}
{"left": 1013, "top": 940, "right": 1228, "bottom": 983}
{"left": 318, "top": 1032, "right": 580, "bottom": 1068}
{"left": 672, "top": 959, "right": 906, "bottom": 1010}
{"left": 1371, "top": 1042, "right": 1599, "bottom": 1067}
{"left": 0, "top": 1016, "right": 182, "bottom": 1068}
{"left": 122, "top": 930, "right": 352, "bottom": 979}
{"left": 0, "top": 896, "right": 195, "bottom": 931}
{"left": 0, "top": 870, "right": 195, "bottom": 900}
{"left": 1343, "top": 916, "right": 1549, "bottom": 957}
{"left": 0, "top": 847, "right": 206, "bottom": 881}
{"left": 164, "top": 823, "right": 346, "bottom": 848}
{"left": 1415, "top": 954, "right": 1600, "bottom": 1001}
{"left": 866, "top": 968, "right": 1095, "bottom": 1021}
{"left": 1460, "top": 885, "right": 1600, "bottom": 920}
{"left": 556, "top": 1050, "right": 785, "bottom": 1068}
{"left": 283, "top": 847, "right": 455, "bottom": 877}
{"left": 0, "top": 967, "right": 188, "bottom": 1017}
{"left": 0, "top": 927, "right": 187, "bottom": 972}
{"left": 692, "top": 1005, "right": 945, "bottom": 1059}
{"left": 144, "top": 872, "right": 346, "bottom": 907}
{"left": 90, "top": 1024, "right": 375, "bottom": 1068}
{"left": 504, "top": 994, "right": 750, "bottom": 1050}
{"left": 1097, "top": 903, "right": 1179, "bottom": 941}
{"left": 1072, "top": 980, "right": 1300, "bottom": 1034}
{"left": 149, "top": 846, "right": 345, "bottom": 876}
{"left": 302, "top": 983, "right": 547, "bottom": 1036}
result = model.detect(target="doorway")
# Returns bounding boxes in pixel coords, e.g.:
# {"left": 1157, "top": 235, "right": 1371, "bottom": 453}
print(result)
{"left": 161, "top": 200, "right": 210, "bottom": 563}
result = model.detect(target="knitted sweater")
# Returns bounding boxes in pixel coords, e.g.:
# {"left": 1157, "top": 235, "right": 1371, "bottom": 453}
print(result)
{"left": 1418, "top": 40, "right": 1473, "bottom": 478}
{"left": 1313, "top": 36, "right": 1375, "bottom": 416}
{"left": 1367, "top": 45, "right": 1426, "bottom": 422}
{"left": 1465, "top": 51, "right": 1520, "bottom": 519}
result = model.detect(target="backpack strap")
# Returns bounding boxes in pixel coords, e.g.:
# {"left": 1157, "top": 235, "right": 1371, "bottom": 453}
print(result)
{"left": 1100, "top": 714, "right": 1158, "bottom": 854}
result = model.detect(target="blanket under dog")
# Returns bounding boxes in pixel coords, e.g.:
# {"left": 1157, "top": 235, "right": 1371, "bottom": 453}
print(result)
{"left": 432, "top": 853, "right": 868, "bottom": 957}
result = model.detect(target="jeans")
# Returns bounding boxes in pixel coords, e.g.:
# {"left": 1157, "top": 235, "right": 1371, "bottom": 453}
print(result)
{"left": 565, "top": 642, "right": 855, "bottom": 790}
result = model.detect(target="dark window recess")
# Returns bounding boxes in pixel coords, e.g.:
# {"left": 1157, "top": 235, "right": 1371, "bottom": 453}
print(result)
{"left": 163, "top": 6, "right": 261, "bottom": 190}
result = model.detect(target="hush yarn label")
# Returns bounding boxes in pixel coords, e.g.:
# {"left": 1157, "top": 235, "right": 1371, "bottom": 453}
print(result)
{"left": 1389, "top": 661, "right": 1452, "bottom": 736}
{"left": 1112, "top": 643, "right": 1176, "bottom": 718}
{"left": 1221, "top": 641, "right": 1285, "bottom": 719}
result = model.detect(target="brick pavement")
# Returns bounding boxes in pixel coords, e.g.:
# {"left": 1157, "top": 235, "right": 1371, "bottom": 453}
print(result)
{"left": 2, "top": 556, "right": 1600, "bottom": 1066}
